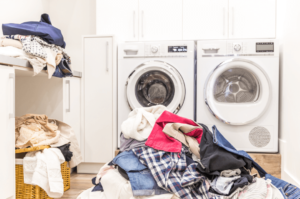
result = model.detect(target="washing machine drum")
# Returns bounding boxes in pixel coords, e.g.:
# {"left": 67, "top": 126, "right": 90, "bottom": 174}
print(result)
{"left": 205, "top": 58, "right": 271, "bottom": 125}
{"left": 126, "top": 61, "right": 185, "bottom": 113}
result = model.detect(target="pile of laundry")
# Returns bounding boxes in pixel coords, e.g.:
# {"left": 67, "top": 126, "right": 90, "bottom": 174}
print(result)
{"left": 78, "top": 105, "right": 300, "bottom": 199}
{"left": 0, "top": 13, "right": 72, "bottom": 78}
{"left": 16, "top": 114, "right": 82, "bottom": 198}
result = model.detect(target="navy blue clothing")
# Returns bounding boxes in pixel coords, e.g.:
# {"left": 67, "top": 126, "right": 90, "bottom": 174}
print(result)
{"left": 2, "top": 14, "right": 66, "bottom": 48}
{"left": 91, "top": 177, "right": 103, "bottom": 192}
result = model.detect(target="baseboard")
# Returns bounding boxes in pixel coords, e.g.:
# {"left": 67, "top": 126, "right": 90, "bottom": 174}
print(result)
{"left": 77, "top": 163, "right": 105, "bottom": 174}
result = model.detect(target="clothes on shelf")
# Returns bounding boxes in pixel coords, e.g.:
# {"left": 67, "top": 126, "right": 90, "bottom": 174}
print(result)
{"left": 2, "top": 14, "right": 66, "bottom": 48}
{"left": 23, "top": 148, "right": 65, "bottom": 198}
{"left": 0, "top": 37, "right": 22, "bottom": 49}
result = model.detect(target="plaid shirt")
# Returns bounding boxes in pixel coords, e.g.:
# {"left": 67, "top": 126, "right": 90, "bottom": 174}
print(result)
{"left": 133, "top": 147, "right": 219, "bottom": 199}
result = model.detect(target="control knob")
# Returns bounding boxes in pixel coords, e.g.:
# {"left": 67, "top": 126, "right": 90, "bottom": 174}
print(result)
{"left": 234, "top": 44, "right": 242, "bottom": 52}
{"left": 151, "top": 45, "right": 159, "bottom": 53}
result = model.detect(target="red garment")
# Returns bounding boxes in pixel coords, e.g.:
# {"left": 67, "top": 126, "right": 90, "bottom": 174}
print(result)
{"left": 145, "top": 111, "right": 203, "bottom": 153}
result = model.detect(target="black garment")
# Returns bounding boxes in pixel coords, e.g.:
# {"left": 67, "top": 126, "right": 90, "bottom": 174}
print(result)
{"left": 118, "top": 166, "right": 129, "bottom": 181}
{"left": 57, "top": 143, "right": 73, "bottom": 162}
{"left": 197, "top": 124, "right": 252, "bottom": 178}
{"left": 91, "top": 177, "right": 104, "bottom": 192}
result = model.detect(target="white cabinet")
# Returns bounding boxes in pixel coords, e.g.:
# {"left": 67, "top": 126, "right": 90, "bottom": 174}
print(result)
{"left": 229, "top": 0, "right": 276, "bottom": 39}
{"left": 81, "top": 36, "right": 116, "bottom": 167}
{"left": 139, "top": 0, "right": 182, "bottom": 41}
{"left": 183, "top": 0, "right": 228, "bottom": 40}
{"left": 63, "top": 78, "right": 81, "bottom": 146}
{"left": 0, "top": 65, "right": 15, "bottom": 199}
{"left": 96, "top": 0, "right": 139, "bottom": 41}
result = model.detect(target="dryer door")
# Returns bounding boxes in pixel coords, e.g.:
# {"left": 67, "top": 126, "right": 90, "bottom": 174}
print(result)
{"left": 126, "top": 60, "right": 185, "bottom": 113}
{"left": 205, "top": 58, "right": 271, "bottom": 125}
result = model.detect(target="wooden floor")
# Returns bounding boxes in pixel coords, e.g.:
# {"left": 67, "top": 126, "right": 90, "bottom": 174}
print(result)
{"left": 61, "top": 173, "right": 95, "bottom": 199}
{"left": 61, "top": 153, "right": 281, "bottom": 199}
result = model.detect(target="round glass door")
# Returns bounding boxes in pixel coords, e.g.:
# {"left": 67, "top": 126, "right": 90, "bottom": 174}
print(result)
{"left": 126, "top": 61, "right": 185, "bottom": 113}
{"left": 205, "top": 58, "right": 271, "bottom": 125}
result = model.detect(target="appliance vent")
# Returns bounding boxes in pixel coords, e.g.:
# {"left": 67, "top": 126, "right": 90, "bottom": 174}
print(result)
{"left": 249, "top": 127, "right": 271, "bottom": 148}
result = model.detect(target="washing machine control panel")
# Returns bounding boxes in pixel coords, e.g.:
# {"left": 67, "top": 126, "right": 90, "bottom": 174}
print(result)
{"left": 144, "top": 44, "right": 188, "bottom": 57}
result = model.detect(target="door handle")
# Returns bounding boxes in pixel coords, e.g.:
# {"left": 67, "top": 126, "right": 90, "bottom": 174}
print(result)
{"left": 141, "top": 11, "right": 144, "bottom": 38}
{"left": 9, "top": 73, "right": 15, "bottom": 119}
{"left": 232, "top": 7, "right": 234, "bottom": 36}
{"left": 106, "top": 41, "right": 109, "bottom": 72}
{"left": 66, "top": 80, "right": 70, "bottom": 112}
{"left": 133, "top": 11, "right": 135, "bottom": 38}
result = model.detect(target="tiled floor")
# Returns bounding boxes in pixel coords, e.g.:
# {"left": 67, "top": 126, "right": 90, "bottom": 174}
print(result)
{"left": 61, "top": 173, "right": 95, "bottom": 199}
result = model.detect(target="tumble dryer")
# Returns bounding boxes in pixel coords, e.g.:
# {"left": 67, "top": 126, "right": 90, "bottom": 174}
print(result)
{"left": 197, "top": 40, "right": 279, "bottom": 152}
{"left": 118, "top": 41, "right": 195, "bottom": 146}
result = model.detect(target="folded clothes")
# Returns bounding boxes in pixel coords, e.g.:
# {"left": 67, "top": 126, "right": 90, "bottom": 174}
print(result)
{"left": 145, "top": 111, "right": 203, "bottom": 153}
{"left": 15, "top": 114, "right": 60, "bottom": 149}
{"left": 120, "top": 133, "right": 146, "bottom": 152}
{"left": 121, "top": 105, "right": 167, "bottom": 141}
{"left": 0, "top": 37, "right": 22, "bottom": 49}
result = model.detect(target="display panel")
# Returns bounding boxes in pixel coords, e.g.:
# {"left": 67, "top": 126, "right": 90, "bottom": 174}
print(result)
{"left": 256, "top": 42, "right": 274, "bottom": 52}
{"left": 168, "top": 46, "right": 187, "bottom": 53}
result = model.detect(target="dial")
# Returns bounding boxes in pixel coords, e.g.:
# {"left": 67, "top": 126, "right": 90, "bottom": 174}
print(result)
{"left": 151, "top": 45, "right": 159, "bottom": 53}
{"left": 234, "top": 44, "right": 242, "bottom": 52}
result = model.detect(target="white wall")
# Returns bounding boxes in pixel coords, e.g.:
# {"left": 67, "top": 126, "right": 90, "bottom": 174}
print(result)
{"left": 48, "top": 0, "right": 96, "bottom": 72}
{"left": 0, "top": 0, "right": 49, "bottom": 34}
{"left": 277, "top": 0, "right": 300, "bottom": 186}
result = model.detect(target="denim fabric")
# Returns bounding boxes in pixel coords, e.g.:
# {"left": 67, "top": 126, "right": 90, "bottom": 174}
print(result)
{"left": 2, "top": 14, "right": 66, "bottom": 48}
{"left": 212, "top": 125, "right": 267, "bottom": 177}
{"left": 127, "top": 169, "right": 170, "bottom": 196}
{"left": 112, "top": 150, "right": 168, "bottom": 196}
{"left": 265, "top": 174, "right": 300, "bottom": 199}
{"left": 112, "top": 150, "right": 147, "bottom": 172}
{"left": 57, "top": 58, "right": 73, "bottom": 77}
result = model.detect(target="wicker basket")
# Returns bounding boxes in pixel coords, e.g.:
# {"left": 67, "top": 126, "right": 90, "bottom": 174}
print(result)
{"left": 15, "top": 146, "right": 70, "bottom": 199}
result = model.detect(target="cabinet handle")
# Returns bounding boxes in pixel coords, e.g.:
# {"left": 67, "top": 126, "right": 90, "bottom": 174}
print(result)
{"left": 232, "top": 7, "right": 234, "bottom": 36}
{"left": 66, "top": 80, "right": 71, "bottom": 112}
{"left": 141, "top": 11, "right": 144, "bottom": 38}
{"left": 133, "top": 11, "right": 135, "bottom": 38}
{"left": 223, "top": 7, "right": 226, "bottom": 36}
{"left": 106, "top": 41, "right": 109, "bottom": 72}
{"left": 9, "top": 73, "right": 15, "bottom": 119}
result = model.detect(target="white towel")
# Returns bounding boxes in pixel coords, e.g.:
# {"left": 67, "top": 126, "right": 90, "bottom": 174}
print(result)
{"left": 24, "top": 148, "right": 65, "bottom": 198}
{"left": 121, "top": 105, "right": 168, "bottom": 141}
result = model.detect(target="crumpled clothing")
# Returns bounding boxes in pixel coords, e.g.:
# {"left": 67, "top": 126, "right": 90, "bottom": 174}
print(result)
{"left": 120, "top": 133, "right": 146, "bottom": 152}
{"left": 15, "top": 114, "right": 60, "bottom": 149}
{"left": 220, "top": 169, "right": 241, "bottom": 177}
{"left": 0, "top": 46, "right": 46, "bottom": 75}
{"left": 133, "top": 147, "right": 214, "bottom": 199}
{"left": 121, "top": 105, "right": 167, "bottom": 141}
{"left": 57, "top": 143, "right": 73, "bottom": 162}
{"left": 24, "top": 148, "right": 65, "bottom": 198}
{"left": 95, "top": 162, "right": 114, "bottom": 184}
{"left": 211, "top": 176, "right": 241, "bottom": 195}
{"left": 0, "top": 37, "right": 22, "bottom": 49}
{"left": 145, "top": 111, "right": 203, "bottom": 153}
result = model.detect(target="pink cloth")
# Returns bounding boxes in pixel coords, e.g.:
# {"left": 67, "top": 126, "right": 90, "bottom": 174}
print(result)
{"left": 145, "top": 111, "right": 203, "bottom": 153}
{"left": 96, "top": 162, "right": 115, "bottom": 184}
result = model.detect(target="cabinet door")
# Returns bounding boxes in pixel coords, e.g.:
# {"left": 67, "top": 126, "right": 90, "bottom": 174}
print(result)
{"left": 0, "top": 65, "right": 15, "bottom": 199}
{"left": 63, "top": 77, "right": 81, "bottom": 147}
{"left": 229, "top": 0, "right": 276, "bottom": 39}
{"left": 139, "top": 0, "right": 182, "bottom": 41}
{"left": 183, "top": 0, "right": 228, "bottom": 40}
{"left": 96, "top": 0, "right": 138, "bottom": 41}
{"left": 84, "top": 37, "right": 113, "bottom": 163}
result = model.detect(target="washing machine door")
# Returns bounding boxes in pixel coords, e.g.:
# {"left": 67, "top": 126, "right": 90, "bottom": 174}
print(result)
{"left": 205, "top": 58, "right": 271, "bottom": 125}
{"left": 126, "top": 60, "right": 185, "bottom": 113}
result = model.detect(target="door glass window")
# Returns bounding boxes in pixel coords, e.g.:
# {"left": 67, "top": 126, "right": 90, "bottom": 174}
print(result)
{"left": 214, "top": 68, "right": 260, "bottom": 103}
{"left": 135, "top": 70, "right": 175, "bottom": 107}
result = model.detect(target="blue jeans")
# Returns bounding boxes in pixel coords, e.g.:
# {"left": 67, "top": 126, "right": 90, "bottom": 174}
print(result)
{"left": 112, "top": 150, "right": 169, "bottom": 196}
{"left": 265, "top": 174, "right": 300, "bottom": 199}
{"left": 212, "top": 125, "right": 267, "bottom": 177}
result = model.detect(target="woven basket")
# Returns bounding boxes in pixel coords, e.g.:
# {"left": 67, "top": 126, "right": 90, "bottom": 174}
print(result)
{"left": 15, "top": 146, "right": 70, "bottom": 199}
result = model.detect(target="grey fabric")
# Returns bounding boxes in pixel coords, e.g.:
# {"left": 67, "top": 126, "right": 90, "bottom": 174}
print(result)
{"left": 220, "top": 169, "right": 241, "bottom": 177}
{"left": 119, "top": 133, "right": 146, "bottom": 151}
{"left": 211, "top": 176, "right": 241, "bottom": 195}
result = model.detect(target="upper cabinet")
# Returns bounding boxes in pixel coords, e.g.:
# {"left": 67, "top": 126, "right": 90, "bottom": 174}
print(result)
{"left": 96, "top": 0, "right": 139, "bottom": 41}
{"left": 229, "top": 0, "right": 276, "bottom": 39}
{"left": 139, "top": 0, "right": 182, "bottom": 41}
{"left": 96, "top": 0, "right": 276, "bottom": 41}
{"left": 183, "top": 0, "right": 228, "bottom": 40}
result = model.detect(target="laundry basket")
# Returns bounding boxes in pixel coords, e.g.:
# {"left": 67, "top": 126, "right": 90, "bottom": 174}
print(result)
{"left": 15, "top": 145, "right": 70, "bottom": 199}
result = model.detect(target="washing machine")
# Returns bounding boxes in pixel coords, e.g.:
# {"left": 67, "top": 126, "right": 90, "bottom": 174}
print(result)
{"left": 118, "top": 41, "right": 195, "bottom": 146}
{"left": 197, "top": 39, "right": 279, "bottom": 152}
